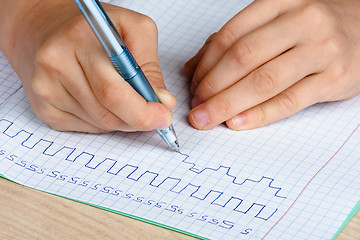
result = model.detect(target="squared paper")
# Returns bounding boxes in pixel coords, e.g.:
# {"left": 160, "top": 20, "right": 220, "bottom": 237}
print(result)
{"left": 0, "top": 1, "right": 359, "bottom": 239}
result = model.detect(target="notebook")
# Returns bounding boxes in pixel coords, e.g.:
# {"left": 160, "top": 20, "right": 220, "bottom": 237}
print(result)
{"left": 0, "top": 0, "right": 359, "bottom": 239}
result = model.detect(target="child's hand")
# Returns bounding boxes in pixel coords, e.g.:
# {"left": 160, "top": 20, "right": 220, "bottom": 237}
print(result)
{"left": 0, "top": 0, "right": 176, "bottom": 133}
{"left": 185, "top": 0, "right": 360, "bottom": 130}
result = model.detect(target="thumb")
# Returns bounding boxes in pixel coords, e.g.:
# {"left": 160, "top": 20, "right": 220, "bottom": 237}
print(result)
{"left": 115, "top": 11, "right": 177, "bottom": 110}
{"left": 153, "top": 85, "right": 177, "bottom": 110}
{"left": 140, "top": 60, "right": 176, "bottom": 111}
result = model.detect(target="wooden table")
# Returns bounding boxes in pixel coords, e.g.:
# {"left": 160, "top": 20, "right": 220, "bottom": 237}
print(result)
{"left": 0, "top": 178, "right": 358, "bottom": 239}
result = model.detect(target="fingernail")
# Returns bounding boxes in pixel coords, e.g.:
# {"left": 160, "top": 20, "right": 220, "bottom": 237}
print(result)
{"left": 191, "top": 108, "right": 209, "bottom": 128}
{"left": 232, "top": 114, "right": 246, "bottom": 128}
{"left": 191, "top": 96, "right": 202, "bottom": 108}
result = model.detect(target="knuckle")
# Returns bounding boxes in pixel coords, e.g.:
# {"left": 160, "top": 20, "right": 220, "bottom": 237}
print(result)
{"left": 251, "top": 69, "right": 277, "bottom": 96}
{"left": 254, "top": 105, "right": 267, "bottom": 125}
{"left": 230, "top": 41, "right": 255, "bottom": 66}
{"left": 140, "top": 61, "right": 163, "bottom": 85}
{"left": 276, "top": 91, "right": 297, "bottom": 116}
{"left": 63, "top": 16, "right": 90, "bottom": 43}
{"left": 35, "top": 44, "right": 66, "bottom": 81}
{"left": 302, "top": 2, "right": 333, "bottom": 28}
{"left": 31, "top": 76, "right": 45, "bottom": 96}
{"left": 214, "top": 28, "right": 237, "bottom": 53}
{"left": 137, "top": 14, "right": 158, "bottom": 36}
{"left": 214, "top": 95, "right": 233, "bottom": 116}
{"left": 141, "top": 61, "right": 161, "bottom": 73}
{"left": 323, "top": 37, "right": 346, "bottom": 56}
{"left": 200, "top": 78, "right": 218, "bottom": 97}
{"left": 331, "top": 63, "right": 347, "bottom": 80}
{"left": 31, "top": 76, "right": 54, "bottom": 102}
{"left": 35, "top": 44, "right": 61, "bottom": 69}
{"left": 96, "top": 83, "right": 119, "bottom": 108}
{"left": 97, "top": 111, "right": 117, "bottom": 130}
{"left": 325, "top": 64, "right": 348, "bottom": 99}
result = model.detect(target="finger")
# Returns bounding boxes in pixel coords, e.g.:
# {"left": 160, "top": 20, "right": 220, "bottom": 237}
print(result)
{"left": 34, "top": 45, "right": 131, "bottom": 131}
{"left": 184, "top": 33, "right": 216, "bottom": 80}
{"left": 70, "top": 8, "right": 175, "bottom": 131}
{"left": 110, "top": 8, "right": 177, "bottom": 109}
{"left": 50, "top": 111, "right": 107, "bottom": 133}
{"left": 191, "top": 0, "right": 299, "bottom": 92}
{"left": 189, "top": 44, "right": 328, "bottom": 130}
{"left": 77, "top": 45, "right": 173, "bottom": 131}
{"left": 49, "top": 80, "right": 132, "bottom": 131}
{"left": 114, "top": 9, "right": 165, "bottom": 87}
{"left": 64, "top": 65, "right": 135, "bottom": 131}
{"left": 226, "top": 73, "right": 326, "bottom": 130}
{"left": 153, "top": 86, "right": 177, "bottom": 110}
{"left": 32, "top": 99, "right": 107, "bottom": 133}
{"left": 192, "top": 12, "right": 303, "bottom": 106}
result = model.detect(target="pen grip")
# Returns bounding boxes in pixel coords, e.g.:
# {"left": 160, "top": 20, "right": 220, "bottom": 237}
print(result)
{"left": 110, "top": 49, "right": 160, "bottom": 103}
{"left": 126, "top": 70, "right": 160, "bottom": 103}
{"left": 112, "top": 52, "right": 173, "bottom": 138}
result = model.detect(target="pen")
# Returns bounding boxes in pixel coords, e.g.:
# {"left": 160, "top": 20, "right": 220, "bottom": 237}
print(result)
{"left": 74, "top": 0, "right": 180, "bottom": 152}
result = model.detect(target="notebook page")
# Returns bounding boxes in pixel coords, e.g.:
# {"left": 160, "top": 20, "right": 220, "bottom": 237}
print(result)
{"left": 0, "top": 1, "right": 359, "bottom": 239}
{"left": 0, "top": 53, "right": 21, "bottom": 105}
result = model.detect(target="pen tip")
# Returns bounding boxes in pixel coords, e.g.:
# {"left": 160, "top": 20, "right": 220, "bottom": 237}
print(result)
{"left": 172, "top": 140, "right": 181, "bottom": 153}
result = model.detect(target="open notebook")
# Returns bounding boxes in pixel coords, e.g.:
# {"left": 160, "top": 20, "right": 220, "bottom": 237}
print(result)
{"left": 0, "top": 0, "right": 359, "bottom": 239}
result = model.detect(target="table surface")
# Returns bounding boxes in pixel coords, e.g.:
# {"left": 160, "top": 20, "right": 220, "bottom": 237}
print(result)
{"left": 0, "top": 178, "right": 358, "bottom": 240}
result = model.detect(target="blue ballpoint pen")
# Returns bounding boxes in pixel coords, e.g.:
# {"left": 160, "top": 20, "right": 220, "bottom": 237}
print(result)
{"left": 74, "top": 0, "right": 180, "bottom": 152}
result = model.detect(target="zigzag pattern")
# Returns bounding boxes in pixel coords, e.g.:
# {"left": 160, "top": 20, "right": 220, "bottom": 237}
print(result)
{"left": 0, "top": 118, "right": 286, "bottom": 220}
{"left": 179, "top": 152, "right": 286, "bottom": 199}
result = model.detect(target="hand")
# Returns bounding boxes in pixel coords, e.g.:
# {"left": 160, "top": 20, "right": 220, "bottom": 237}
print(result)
{"left": 0, "top": 0, "right": 176, "bottom": 133}
{"left": 185, "top": 0, "right": 360, "bottom": 130}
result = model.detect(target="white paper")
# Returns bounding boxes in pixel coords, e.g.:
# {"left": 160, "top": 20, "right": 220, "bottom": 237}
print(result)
{"left": 0, "top": 1, "right": 359, "bottom": 239}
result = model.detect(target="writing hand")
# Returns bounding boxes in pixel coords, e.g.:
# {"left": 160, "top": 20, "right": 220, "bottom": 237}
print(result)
{"left": 0, "top": 0, "right": 176, "bottom": 133}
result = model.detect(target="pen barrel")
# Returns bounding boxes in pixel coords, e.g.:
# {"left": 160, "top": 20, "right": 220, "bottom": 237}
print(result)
{"left": 110, "top": 48, "right": 160, "bottom": 103}
{"left": 74, "top": 0, "right": 179, "bottom": 150}
{"left": 126, "top": 70, "right": 160, "bottom": 103}
{"left": 112, "top": 52, "right": 174, "bottom": 138}
{"left": 110, "top": 47, "right": 137, "bottom": 80}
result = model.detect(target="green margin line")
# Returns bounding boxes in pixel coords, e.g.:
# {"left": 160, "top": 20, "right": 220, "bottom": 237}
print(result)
{"left": 332, "top": 200, "right": 360, "bottom": 240}
{"left": 0, "top": 175, "right": 207, "bottom": 240}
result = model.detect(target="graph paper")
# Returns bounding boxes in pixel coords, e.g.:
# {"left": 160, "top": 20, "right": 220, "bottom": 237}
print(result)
{"left": 0, "top": 0, "right": 359, "bottom": 239}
